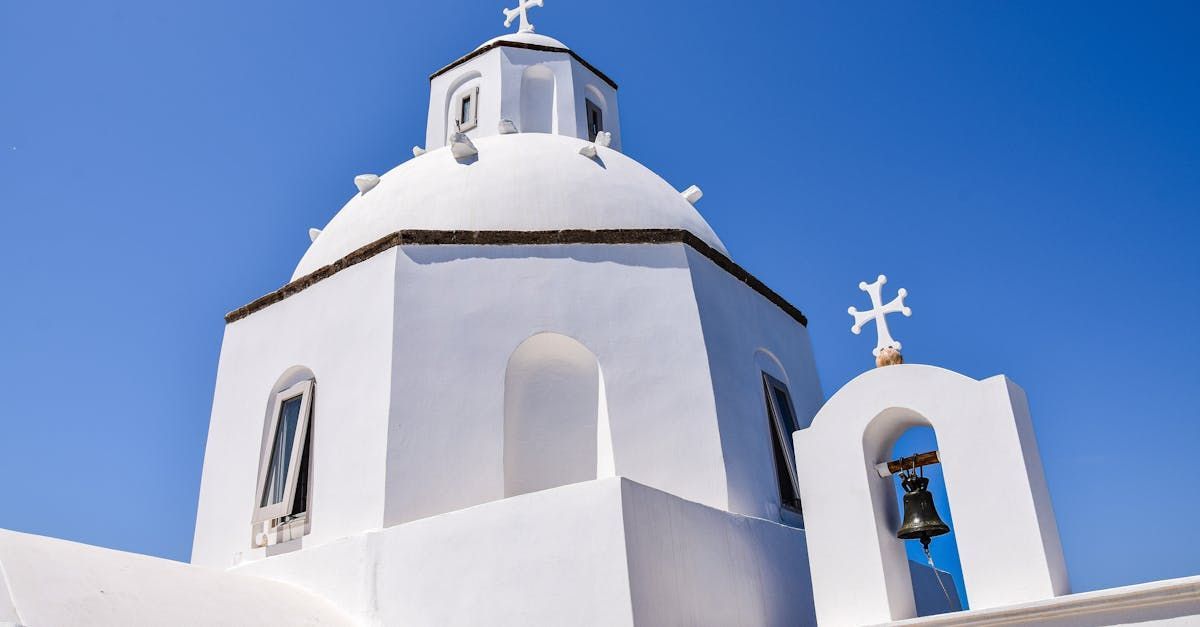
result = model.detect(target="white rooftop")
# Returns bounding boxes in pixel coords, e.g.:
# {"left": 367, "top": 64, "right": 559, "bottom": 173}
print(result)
{"left": 476, "top": 31, "right": 568, "bottom": 50}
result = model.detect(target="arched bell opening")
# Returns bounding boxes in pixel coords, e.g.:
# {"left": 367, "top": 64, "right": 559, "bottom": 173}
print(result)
{"left": 889, "top": 426, "right": 967, "bottom": 615}
{"left": 861, "top": 408, "right": 965, "bottom": 620}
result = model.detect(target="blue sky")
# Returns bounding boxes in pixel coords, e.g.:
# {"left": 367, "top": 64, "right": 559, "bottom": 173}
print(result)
{"left": 1, "top": 0, "right": 1197, "bottom": 602}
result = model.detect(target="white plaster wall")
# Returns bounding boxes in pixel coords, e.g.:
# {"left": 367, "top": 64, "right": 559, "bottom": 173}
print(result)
{"left": 570, "top": 57, "right": 622, "bottom": 150}
{"left": 684, "top": 247, "right": 824, "bottom": 520}
{"left": 383, "top": 243, "right": 729, "bottom": 526}
{"left": 236, "top": 478, "right": 636, "bottom": 627}
{"left": 620, "top": 479, "right": 817, "bottom": 626}
{"left": 427, "top": 52, "right": 501, "bottom": 150}
{"left": 236, "top": 478, "right": 827, "bottom": 627}
{"left": 0, "top": 530, "right": 352, "bottom": 626}
{"left": 198, "top": 239, "right": 823, "bottom": 576}
{"left": 192, "top": 251, "right": 397, "bottom": 569}
{"left": 794, "top": 365, "right": 1069, "bottom": 625}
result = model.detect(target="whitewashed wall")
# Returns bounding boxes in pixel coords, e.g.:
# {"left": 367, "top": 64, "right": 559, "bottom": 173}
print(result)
{"left": 684, "top": 246, "right": 824, "bottom": 521}
{"left": 195, "top": 240, "right": 821, "bottom": 568}
{"left": 382, "top": 243, "right": 727, "bottom": 525}
{"left": 235, "top": 477, "right": 820, "bottom": 627}
{"left": 192, "top": 251, "right": 398, "bottom": 569}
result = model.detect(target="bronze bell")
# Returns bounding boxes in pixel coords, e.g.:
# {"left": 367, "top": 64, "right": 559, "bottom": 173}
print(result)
{"left": 896, "top": 474, "right": 950, "bottom": 546}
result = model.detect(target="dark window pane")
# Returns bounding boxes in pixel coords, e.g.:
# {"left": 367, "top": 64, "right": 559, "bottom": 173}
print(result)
{"left": 763, "top": 376, "right": 802, "bottom": 512}
{"left": 585, "top": 100, "right": 603, "bottom": 141}
{"left": 290, "top": 426, "right": 311, "bottom": 516}
{"left": 261, "top": 395, "right": 303, "bottom": 507}
{"left": 771, "top": 384, "right": 799, "bottom": 431}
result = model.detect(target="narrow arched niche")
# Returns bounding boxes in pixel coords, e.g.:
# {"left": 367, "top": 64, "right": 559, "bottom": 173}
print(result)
{"left": 520, "top": 64, "right": 556, "bottom": 134}
{"left": 503, "top": 333, "right": 610, "bottom": 497}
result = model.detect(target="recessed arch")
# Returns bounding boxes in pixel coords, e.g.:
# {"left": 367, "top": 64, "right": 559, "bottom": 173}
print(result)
{"left": 520, "top": 64, "right": 557, "bottom": 134}
{"left": 444, "top": 71, "right": 482, "bottom": 137}
{"left": 503, "top": 332, "right": 610, "bottom": 497}
{"left": 755, "top": 348, "right": 790, "bottom": 387}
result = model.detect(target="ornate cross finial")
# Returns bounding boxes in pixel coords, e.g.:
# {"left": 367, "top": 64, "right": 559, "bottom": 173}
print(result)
{"left": 503, "top": 0, "right": 544, "bottom": 33}
{"left": 848, "top": 275, "right": 912, "bottom": 364}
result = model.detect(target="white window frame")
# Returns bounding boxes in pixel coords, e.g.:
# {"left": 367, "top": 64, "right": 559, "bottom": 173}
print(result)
{"left": 454, "top": 86, "right": 479, "bottom": 132}
{"left": 252, "top": 379, "right": 314, "bottom": 524}
{"left": 763, "top": 373, "right": 802, "bottom": 513}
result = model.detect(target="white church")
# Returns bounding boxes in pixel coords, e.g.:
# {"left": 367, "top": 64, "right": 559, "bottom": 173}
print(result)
{"left": 2, "top": 5, "right": 1198, "bottom": 626}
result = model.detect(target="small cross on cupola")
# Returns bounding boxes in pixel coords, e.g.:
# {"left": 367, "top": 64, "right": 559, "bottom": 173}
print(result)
{"left": 503, "top": 0, "right": 544, "bottom": 33}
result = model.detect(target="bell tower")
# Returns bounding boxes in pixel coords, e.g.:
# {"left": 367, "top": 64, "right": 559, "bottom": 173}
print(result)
{"left": 423, "top": 15, "right": 621, "bottom": 152}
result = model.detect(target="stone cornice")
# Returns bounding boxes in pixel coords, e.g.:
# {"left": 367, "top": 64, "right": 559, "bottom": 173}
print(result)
{"left": 225, "top": 229, "right": 807, "bottom": 327}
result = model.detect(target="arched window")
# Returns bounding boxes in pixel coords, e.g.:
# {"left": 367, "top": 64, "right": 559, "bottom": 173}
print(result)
{"left": 252, "top": 371, "right": 315, "bottom": 547}
{"left": 504, "top": 333, "right": 608, "bottom": 497}
{"left": 763, "top": 373, "right": 803, "bottom": 516}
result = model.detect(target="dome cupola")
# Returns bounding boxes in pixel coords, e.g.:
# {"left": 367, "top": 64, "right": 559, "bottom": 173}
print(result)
{"left": 297, "top": 3, "right": 725, "bottom": 279}
{"left": 424, "top": 1, "right": 621, "bottom": 151}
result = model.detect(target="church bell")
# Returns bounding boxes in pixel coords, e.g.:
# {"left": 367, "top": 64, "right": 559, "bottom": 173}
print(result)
{"left": 896, "top": 474, "right": 950, "bottom": 546}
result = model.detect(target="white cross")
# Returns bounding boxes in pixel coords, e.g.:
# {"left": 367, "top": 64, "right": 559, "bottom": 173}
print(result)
{"left": 848, "top": 275, "right": 912, "bottom": 357}
{"left": 503, "top": 0, "right": 543, "bottom": 33}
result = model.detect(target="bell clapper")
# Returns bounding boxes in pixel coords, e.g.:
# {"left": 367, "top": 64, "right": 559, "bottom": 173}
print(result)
{"left": 920, "top": 535, "right": 954, "bottom": 609}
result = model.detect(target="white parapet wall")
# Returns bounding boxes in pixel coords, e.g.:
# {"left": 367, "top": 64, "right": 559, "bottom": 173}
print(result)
{"left": 234, "top": 477, "right": 819, "bottom": 626}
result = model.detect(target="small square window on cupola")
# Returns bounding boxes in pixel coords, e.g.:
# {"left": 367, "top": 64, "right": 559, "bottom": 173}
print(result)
{"left": 455, "top": 86, "right": 480, "bottom": 132}
{"left": 585, "top": 99, "right": 604, "bottom": 141}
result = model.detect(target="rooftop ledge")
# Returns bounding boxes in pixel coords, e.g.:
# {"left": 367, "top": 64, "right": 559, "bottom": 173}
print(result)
{"left": 430, "top": 39, "right": 618, "bottom": 91}
{"left": 882, "top": 574, "right": 1200, "bottom": 627}
{"left": 224, "top": 228, "right": 807, "bottom": 326}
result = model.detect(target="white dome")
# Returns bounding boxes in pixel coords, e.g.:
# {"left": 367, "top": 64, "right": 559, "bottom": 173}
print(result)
{"left": 476, "top": 32, "right": 568, "bottom": 50}
{"left": 295, "top": 133, "right": 726, "bottom": 280}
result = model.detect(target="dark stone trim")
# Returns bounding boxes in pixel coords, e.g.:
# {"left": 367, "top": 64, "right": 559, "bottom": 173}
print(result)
{"left": 225, "top": 229, "right": 807, "bottom": 327}
{"left": 430, "top": 41, "right": 619, "bottom": 91}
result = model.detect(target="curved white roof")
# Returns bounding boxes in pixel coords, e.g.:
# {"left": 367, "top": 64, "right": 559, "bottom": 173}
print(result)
{"left": 0, "top": 529, "right": 353, "bottom": 626}
{"left": 295, "top": 133, "right": 726, "bottom": 280}
{"left": 476, "top": 31, "right": 569, "bottom": 50}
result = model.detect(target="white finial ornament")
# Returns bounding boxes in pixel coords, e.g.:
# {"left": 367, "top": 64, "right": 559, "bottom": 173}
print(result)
{"left": 848, "top": 275, "right": 912, "bottom": 360}
{"left": 503, "top": 0, "right": 543, "bottom": 33}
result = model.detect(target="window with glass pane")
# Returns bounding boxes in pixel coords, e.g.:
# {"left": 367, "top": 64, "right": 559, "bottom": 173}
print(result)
{"left": 260, "top": 395, "right": 303, "bottom": 507}
{"left": 763, "top": 373, "right": 803, "bottom": 513}
{"left": 253, "top": 380, "right": 313, "bottom": 523}
{"left": 585, "top": 100, "right": 603, "bottom": 141}
{"left": 455, "top": 86, "right": 479, "bottom": 132}
{"left": 460, "top": 96, "right": 473, "bottom": 128}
